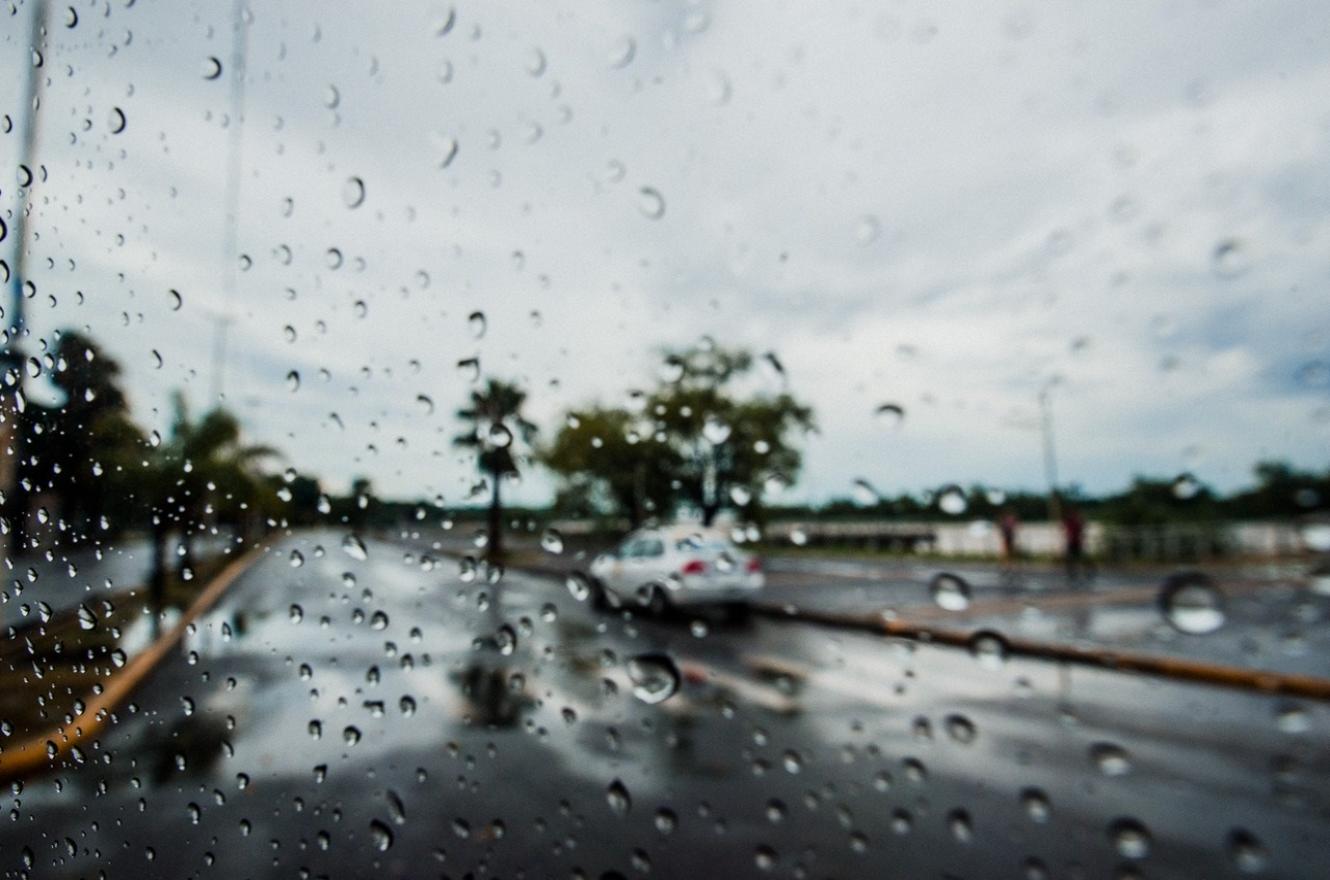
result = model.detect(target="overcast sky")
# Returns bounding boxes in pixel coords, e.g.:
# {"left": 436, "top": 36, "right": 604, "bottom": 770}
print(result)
{"left": 2, "top": 0, "right": 1329, "bottom": 508}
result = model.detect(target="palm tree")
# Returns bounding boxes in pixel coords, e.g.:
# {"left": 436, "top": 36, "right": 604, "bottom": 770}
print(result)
{"left": 146, "top": 392, "right": 276, "bottom": 626}
{"left": 453, "top": 379, "right": 536, "bottom": 563}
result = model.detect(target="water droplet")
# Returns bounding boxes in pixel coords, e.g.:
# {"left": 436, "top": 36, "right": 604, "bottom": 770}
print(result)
{"left": 399, "top": 695, "right": 416, "bottom": 717}
{"left": 948, "top": 809, "right": 973, "bottom": 844}
{"left": 108, "top": 107, "right": 127, "bottom": 134}
{"left": 938, "top": 486, "right": 967, "bottom": 515}
{"left": 436, "top": 134, "right": 459, "bottom": 168}
{"left": 286, "top": 370, "right": 301, "bottom": 392}
{"left": 929, "top": 573, "right": 971, "bottom": 611}
{"left": 1275, "top": 703, "right": 1309, "bottom": 734}
{"left": 627, "top": 653, "right": 681, "bottom": 705}
{"left": 77, "top": 604, "right": 97, "bottom": 630}
{"left": 855, "top": 214, "right": 881, "bottom": 245}
{"left": 524, "top": 48, "right": 547, "bottom": 77}
{"left": 1212, "top": 238, "right": 1250, "bottom": 278}
{"left": 487, "top": 422, "right": 513, "bottom": 448}
{"left": 342, "top": 176, "right": 366, "bottom": 209}
{"left": 609, "top": 35, "right": 636, "bottom": 68}
{"left": 944, "top": 714, "right": 977, "bottom": 744}
{"left": 1021, "top": 788, "right": 1050, "bottom": 823}
{"left": 370, "top": 610, "right": 389, "bottom": 631}
{"left": 606, "top": 779, "right": 631, "bottom": 815}
{"left": 467, "top": 310, "right": 486, "bottom": 339}
{"left": 343, "top": 725, "right": 362, "bottom": 746}
{"left": 342, "top": 533, "right": 369, "bottom": 561}
{"left": 654, "top": 807, "right": 677, "bottom": 834}
{"left": 566, "top": 572, "right": 592, "bottom": 602}
{"left": 456, "top": 356, "right": 480, "bottom": 383}
{"left": 1172, "top": 472, "right": 1201, "bottom": 499}
{"left": 540, "top": 528, "right": 564, "bottom": 554}
{"left": 702, "top": 416, "right": 731, "bottom": 445}
{"left": 851, "top": 478, "right": 880, "bottom": 506}
{"left": 968, "top": 630, "right": 1008, "bottom": 668}
{"left": 289, "top": 550, "right": 305, "bottom": 568}
{"left": 637, "top": 186, "right": 666, "bottom": 219}
{"left": 1109, "top": 817, "right": 1151, "bottom": 859}
{"left": 385, "top": 789, "right": 407, "bottom": 825}
{"left": 495, "top": 624, "right": 517, "bottom": 655}
{"left": 289, "top": 603, "right": 304, "bottom": 622}
{"left": 369, "top": 819, "right": 394, "bottom": 852}
{"left": 1090, "top": 742, "right": 1132, "bottom": 776}
{"left": 874, "top": 402, "right": 905, "bottom": 429}
{"left": 1158, "top": 572, "right": 1225, "bottom": 634}
{"left": 202, "top": 56, "right": 222, "bottom": 79}
{"left": 1227, "top": 829, "right": 1268, "bottom": 873}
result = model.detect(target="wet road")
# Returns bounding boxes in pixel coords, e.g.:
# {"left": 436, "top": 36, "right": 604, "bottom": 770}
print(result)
{"left": 3, "top": 529, "right": 1326, "bottom": 878}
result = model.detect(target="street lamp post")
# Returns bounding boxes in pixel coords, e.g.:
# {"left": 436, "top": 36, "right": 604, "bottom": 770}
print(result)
{"left": 2, "top": 0, "right": 50, "bottom": 563}
{"left": 1039, "top": 382, "right": 1061, "bottom": 524}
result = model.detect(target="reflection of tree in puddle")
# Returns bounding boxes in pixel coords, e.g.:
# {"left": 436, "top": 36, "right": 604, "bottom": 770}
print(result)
{"left": 147, "top": 712, "right": 233, "bottom": 786}
{"left": 450, "top": 662, "right": 531, "bottom": 728}
{"left": 64, "top": 709, "right": 233, "bottom": 796}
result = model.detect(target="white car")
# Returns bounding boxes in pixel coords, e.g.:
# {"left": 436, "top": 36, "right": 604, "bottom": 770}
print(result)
{"left": 588, "top": 525, "right": 764, "bottom": 614}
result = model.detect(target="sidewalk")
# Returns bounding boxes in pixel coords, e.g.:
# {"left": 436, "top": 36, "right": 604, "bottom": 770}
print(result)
{"left": 0, "top": 546, "right": 251, "bottom": 778}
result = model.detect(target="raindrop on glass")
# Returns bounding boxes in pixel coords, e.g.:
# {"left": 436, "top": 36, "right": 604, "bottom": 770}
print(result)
{"left": 626, "top": 653, "right": 681, "bottom": 705}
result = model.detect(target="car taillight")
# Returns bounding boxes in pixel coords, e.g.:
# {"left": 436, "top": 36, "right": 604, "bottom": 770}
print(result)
{"left": 745, "top": 557, "right": 762, "bottom": 573}
{"left": 680, "top": 559, "right": 708, "bottom": 575}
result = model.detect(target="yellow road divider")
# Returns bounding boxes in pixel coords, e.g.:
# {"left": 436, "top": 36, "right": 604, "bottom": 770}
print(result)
{"left": 755, "top": 605, "right": 1330, "bottom": 701}
{"left": 0, "top": 547, "right": 264, "bottom": 783}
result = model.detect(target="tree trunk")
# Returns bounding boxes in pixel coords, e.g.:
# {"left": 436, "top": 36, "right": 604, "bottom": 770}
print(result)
{"left": 487, "top": 468, "right": 503, "bottom": 563}
{"left": 179, "top": 525, "right": 196, "bottom": 578}
{"left": 701, "top": 502, "right": 720, "bottom": 527}
{"left": 149, "top": 521, "right": 169, "bottom": 638}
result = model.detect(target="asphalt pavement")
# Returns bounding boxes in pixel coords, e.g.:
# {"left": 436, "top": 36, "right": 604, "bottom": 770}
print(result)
{"left": 1, "top": 529, "right": 1326, "bottom": 878}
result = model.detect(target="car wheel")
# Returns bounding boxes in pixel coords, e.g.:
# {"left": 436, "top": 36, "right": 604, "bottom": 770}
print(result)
{"left": 590, "top": 578, "right": 611, "bottom": 612}
{"left": 722, "top": 601, "right": 751, "bottom": 623}
{"left": 648, "top": 586, "right": 672, "bottom": 617}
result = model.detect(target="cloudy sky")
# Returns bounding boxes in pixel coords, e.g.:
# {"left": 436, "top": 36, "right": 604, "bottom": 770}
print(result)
{"left": 2, "top": 0, "right": 1328, "bottom": 507}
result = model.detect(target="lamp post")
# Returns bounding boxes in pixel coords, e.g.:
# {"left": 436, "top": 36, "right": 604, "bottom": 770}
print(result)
{"left": 2, "top": 0, "right": 49, "bottom": 562}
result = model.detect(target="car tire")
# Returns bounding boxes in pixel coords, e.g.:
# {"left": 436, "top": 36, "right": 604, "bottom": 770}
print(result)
{"left": 590, "top": 578, "right": 611, "bottom": 612}
{"left": 648, "top": 586, "right": 672, "bottom": 618}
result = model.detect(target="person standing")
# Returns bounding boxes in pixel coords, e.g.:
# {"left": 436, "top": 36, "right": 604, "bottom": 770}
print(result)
{"left": 998, "top": 507, "right": 1020, "bottom": 565}
{"left": 1061, "top": 504, "right": 1088, "bottom": 582}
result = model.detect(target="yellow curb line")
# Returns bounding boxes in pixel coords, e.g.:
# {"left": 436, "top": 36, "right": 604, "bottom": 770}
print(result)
{"left": 755, "top": 606, "right": 1330, "bottom": 701}
{"left": 0, "top": 546, "right": 265, "bottom": 782}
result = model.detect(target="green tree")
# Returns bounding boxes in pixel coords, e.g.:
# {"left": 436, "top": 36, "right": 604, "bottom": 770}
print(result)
{"left": 540, "top": 406, "right": 681, "bottom": 526}
{"left": 22, "top": 330, "right": 144, "bottom": 541}
{"left": 145, "top": 392, "right": 277, "bottom": 617}
{"left": 647, "top": 345, "right": 814, "bottom": 525}
{"left": 453, "top": 379, "right": 536, "bottom": 561}
{"left": 543, "top": 344, "right": 815, "bottom": 526}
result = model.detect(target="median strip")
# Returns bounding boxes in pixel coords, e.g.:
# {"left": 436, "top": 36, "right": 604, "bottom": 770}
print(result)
{"left": 0, "top": 546, "right": 263, "bottom": 782}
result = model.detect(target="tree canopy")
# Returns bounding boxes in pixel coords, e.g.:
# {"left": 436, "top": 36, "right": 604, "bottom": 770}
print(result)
{"left": 542, "top": 344, "right": 816, "bottom": 526}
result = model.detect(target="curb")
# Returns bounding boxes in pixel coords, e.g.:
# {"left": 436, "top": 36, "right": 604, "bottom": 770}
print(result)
{"left": 0, "top": 546, "right": 264, "bottom": 782}
{"left": 753, "top": 605, "right": 1330, "bottom": 701}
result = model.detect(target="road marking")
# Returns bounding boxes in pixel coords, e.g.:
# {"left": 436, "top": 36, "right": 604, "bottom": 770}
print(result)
{"left": 0, "top": 547, "right": 264, "bottom": 782}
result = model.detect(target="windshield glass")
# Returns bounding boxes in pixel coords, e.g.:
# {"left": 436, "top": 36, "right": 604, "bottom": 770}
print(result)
{"left": 1, "top": 1, "right": 1327, "bottom": 878}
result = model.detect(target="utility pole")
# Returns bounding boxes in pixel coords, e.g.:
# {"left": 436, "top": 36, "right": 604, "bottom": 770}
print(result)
{"left": 1039, "top": 382, "right": 1061, "bottom": 523}
{"left": 213, "top": 0, "right": 247, "bottom": 405}
{"left": 1, "top": 0, "right": 49, "bottom": 563}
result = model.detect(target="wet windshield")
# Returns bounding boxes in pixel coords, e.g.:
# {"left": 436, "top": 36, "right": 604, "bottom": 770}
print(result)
{"left": 1, "top": 1, "right": 1328, "bottom": 878}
